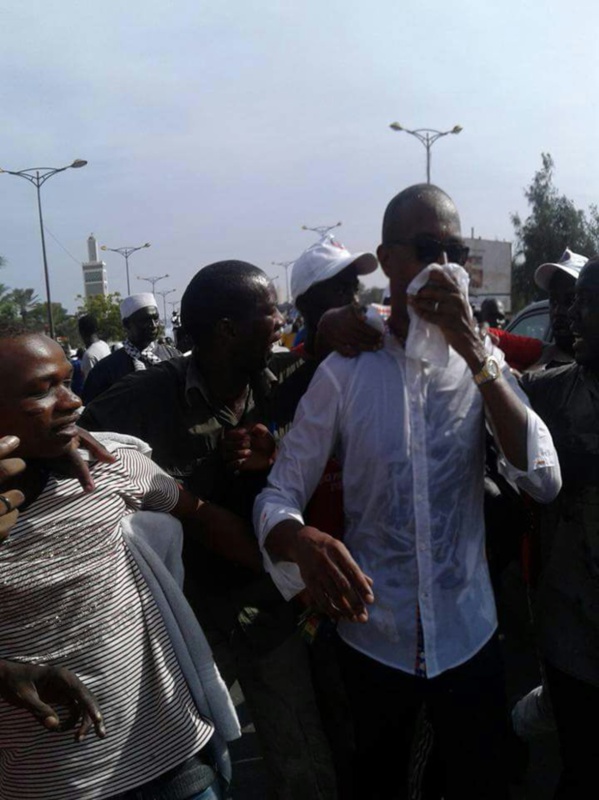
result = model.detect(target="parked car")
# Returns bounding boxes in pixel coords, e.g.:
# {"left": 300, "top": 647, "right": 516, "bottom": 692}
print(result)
{"left": 506, "top": 300, "right": 551, "bottom": 342}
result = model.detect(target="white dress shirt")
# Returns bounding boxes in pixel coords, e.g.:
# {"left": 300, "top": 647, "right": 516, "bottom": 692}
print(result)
{"left": 254, "top": 334, "right": 561, "bottom": 678}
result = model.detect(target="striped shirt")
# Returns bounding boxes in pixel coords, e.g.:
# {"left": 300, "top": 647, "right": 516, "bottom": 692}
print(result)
{"left": 0, "top": 447, "right": 213, "bottom": 800}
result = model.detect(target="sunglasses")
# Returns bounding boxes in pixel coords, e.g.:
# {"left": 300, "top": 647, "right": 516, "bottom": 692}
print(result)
{"left": 386, "top": 235, "right": 470, "bottom": 267}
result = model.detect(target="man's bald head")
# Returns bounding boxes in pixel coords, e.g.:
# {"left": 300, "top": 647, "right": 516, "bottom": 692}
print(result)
{"left": 377, "top": 184, "right": 464, "bottom": 338}
{"left": 381, "top": 184, "right": 461, "bottom": 244}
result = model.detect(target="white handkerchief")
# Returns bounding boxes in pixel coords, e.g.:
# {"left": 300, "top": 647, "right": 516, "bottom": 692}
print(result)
{"left": 405, "top": 263, "right": 470, "bottom": 367}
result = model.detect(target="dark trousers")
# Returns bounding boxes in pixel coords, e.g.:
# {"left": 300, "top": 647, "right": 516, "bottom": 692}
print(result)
{"left": 336, "top": 634, "right": 510, "bottom": 800}
{"left": 545, "top": 660, "right": 599, "bottom": 799}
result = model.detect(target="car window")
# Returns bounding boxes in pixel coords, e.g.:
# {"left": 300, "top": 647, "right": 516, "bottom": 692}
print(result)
{"left": 508, "top": 311, "right": 551, "bottom": 341}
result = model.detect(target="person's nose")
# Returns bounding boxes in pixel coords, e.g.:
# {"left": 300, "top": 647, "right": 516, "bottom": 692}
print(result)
{"left": 274, "top": 308, "right": 285, "bottom": 332}
{"left": 57, "top": 384, "right": 82, "bottom": 413}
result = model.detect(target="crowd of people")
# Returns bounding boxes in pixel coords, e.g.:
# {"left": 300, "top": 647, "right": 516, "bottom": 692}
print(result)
{"left": 0, "top": 181, "right": 597, "bottom": 800}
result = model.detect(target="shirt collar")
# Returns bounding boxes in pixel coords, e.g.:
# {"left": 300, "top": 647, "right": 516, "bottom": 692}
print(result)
{"left": 184, "top": 355, "right": 278, "bottom": 410}
{"left": 184, "top": 356, "right": 212, "bottom": 407}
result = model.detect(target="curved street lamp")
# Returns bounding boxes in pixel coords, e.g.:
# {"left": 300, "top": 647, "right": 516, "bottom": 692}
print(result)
{"left": 271, "top": 260, "right": 294, "bottom": 304}
{"left": 137, "top": 273, "right": 169, "bottom": 295}
{"left": 156, "top": 288, "right": 176, "bottom": 328}
{"left": 100, "top": 242, "right": 151, "bottom": 295}
{"left": 0, "top": 159, "right": 88, "bottom": 338}
{"left": 301, "top": 221, "right": 342, "bottom": 238}
{"left": 389, "top": 123, "right": 463, "bottom": 183}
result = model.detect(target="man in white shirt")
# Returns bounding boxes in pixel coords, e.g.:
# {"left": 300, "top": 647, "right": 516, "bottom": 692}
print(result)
{"left": 254, "top": 184, "right": 562, "bottom": 799}
{"left": 78, "top": 314, "right": 111, "bottom": 379}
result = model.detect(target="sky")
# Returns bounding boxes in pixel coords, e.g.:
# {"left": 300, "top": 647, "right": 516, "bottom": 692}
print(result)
{"left": 1, "top": 0, "right": 598, "bottom": 315}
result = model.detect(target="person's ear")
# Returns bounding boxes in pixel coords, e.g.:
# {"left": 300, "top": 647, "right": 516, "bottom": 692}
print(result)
{"left": 215, "top": 318, "right": 237, "bottom": 342}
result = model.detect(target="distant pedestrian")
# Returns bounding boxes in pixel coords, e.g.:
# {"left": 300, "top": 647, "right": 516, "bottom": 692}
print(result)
{"left": 82, "top": 293, "right": 179, "bottom": 403}
{"left": 78, "top": 315, "right": 110, "bottom": 379}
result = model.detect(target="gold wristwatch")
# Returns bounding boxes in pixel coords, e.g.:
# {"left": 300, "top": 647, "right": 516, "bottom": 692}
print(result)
{"left": 473, "top": 355, "right": 501, "bottom": 386}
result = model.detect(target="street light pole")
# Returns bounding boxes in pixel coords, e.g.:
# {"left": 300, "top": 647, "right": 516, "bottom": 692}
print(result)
{"left": 100, "top": 243, "right": 151, "bottom": 295}
{"left": 301, "top": 221, "right": 342, "bottom": 238}
{"left": 0, "top": 159, "right": 88, "bottom": 339}
{"left": 156, "top": 289, "right": 175, "bottom": 328}
{"left": 137, "top": 273, "right": 169, "bottom": 295}
{"left": 271, "top": 261, "right": 294, "bottom": 304}
{"left": 389, "top": 123, "right": 463, "bottom": 183}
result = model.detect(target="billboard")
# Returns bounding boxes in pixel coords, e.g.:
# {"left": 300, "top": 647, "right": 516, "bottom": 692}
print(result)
{"left": 464, "top": 238, "right": 512, "bottom": 312}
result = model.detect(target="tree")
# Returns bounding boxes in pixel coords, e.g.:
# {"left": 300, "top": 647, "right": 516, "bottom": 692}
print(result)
{"left": 76, "top": 293, "right": 123, "bottom": 342}
{"left": 26, "top": 302, "right": 78, "bottom": 339}
{"left": 359, "top": 284, "right": 386, "bottom": 306}
{"left": 0, "top": 258, "right": 14, "bottom": 322}
{"left": 511, "top": 153, "right": 599, "bottom": 308}
{"left": 0, "top": 285, "right": 17, "bottom": 323}
{"left": 10, "top": 288, "right": 40, "bottom": 324}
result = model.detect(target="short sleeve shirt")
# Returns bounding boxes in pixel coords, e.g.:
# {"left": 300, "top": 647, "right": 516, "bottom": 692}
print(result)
{"left": 0, "top": 447, "right": 213, "bottom": 799}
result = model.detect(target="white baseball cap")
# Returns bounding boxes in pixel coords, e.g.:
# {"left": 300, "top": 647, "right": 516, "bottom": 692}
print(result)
{"left": 290, "top": 236, "right": 378, "bottom": 303}
{"left": 534, "top": 248, "right": 588, "bottom": 292}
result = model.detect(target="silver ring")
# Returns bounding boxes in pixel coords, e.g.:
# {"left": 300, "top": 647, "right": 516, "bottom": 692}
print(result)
{"left": 0, "top": 494, "right": 13, "bottom": 513}
{"left": 434, "top": 301, "right": 440, "bottom": 312}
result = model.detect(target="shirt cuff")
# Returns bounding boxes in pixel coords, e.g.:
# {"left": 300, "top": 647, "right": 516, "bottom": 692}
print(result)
{"left": 255, "top": 502, "right": 307, "bottom": 600}
{"left": 497, "top": 406, "right": 562, "bottom": 502}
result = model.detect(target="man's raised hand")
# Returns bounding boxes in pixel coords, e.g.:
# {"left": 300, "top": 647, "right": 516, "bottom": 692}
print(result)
{"left": 0, "top": 436, "right": 26, "bottom": 541}
{"left": 222, "top": 424, "right": 276, "bottom": 473}
{"left": 51, "top": 428, "right": 116, "bottom": 493}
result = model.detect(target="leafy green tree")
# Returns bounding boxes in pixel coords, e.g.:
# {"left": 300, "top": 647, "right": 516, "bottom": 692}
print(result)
{"left": 10, "top": 288, "right": 40, "bottom": 324}
{"left": 0, "top": 284, "right": 17, "bottom": 323}
{"left": 26, "top": 302, "right": 77, "bottom": 339}
{"left": 0, "top": 258, "right": 14, "bottom": 322}
{"left": 511, "top": 153, "right": 599, "bottom": 308}
{"left": 76, "top": 293, "right": 123, "bottom": 342}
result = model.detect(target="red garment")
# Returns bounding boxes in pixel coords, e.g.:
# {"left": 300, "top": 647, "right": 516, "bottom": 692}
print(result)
{"left": 489, "top": 328, "right": 543, "bottom": 372}
{"left": 304, "top": 457, "right": 345, "bottom": 540}
{"left": 291, "top": 342, "right": 306, "bottom": 357}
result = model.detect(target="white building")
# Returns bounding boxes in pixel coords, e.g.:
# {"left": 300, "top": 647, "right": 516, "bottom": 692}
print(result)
{"left": 463, "top": 237, "right": 512, "bottom": 312}
{"left": 81, "top": 234, "right": 108, "bottom": 298}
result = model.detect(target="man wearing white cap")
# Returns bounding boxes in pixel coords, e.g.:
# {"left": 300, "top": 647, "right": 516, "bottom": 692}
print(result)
{"left": 292, "top": 235, "right": 378, "bottom": 352}
{"left": 519, "top": 255, "right": 599, "bottom": 795}
{"left": 82, "top": 293, "right": 179, "bottom": 403}
{"left": 532, "top": 247, "right": 588, "bottom": 369}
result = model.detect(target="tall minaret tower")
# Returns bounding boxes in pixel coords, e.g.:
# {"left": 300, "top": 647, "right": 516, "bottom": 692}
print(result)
{"left": 81, "top": 234, "right": 108, "bottom": 298}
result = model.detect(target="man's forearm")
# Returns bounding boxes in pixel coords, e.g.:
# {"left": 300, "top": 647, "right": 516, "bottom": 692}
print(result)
{"left": 462, "top": 341, "right": 528, "bottom": 470}
{"left": 172, "top": 489, "right": 264, "bottom": 573}
{"left": 477, "top": 377, "right": 528, "bottom": 469}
